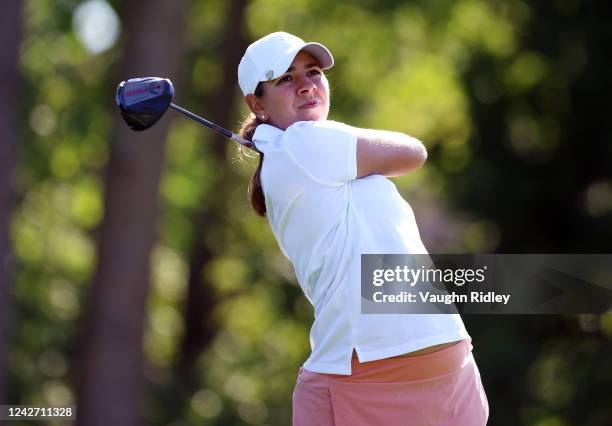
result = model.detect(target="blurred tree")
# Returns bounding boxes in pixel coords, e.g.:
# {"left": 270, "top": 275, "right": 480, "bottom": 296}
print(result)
{"left": 0, "top": 0, "right": 24, "bottom": 405}
{"left": 176, "top": 0, "right": 249, "bottom": 391}
{"left": 456, "top": 0, "right": 612, "bottom": 253}
{"left": 76, "top": 0, "right": 188, "bottom": 425}
{"left": 5, "top": 0, "right": 611, "bottom": 425}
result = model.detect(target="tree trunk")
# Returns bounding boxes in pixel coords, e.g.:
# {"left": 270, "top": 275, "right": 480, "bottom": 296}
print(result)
{"left": 175, "top": 0, "right": 249, "bottom": 390}
{"left": 76, "top": 1, "right": 187, "bottom": 425}
{"left": 0, "top": 0, "right": 23, "bottom": 405}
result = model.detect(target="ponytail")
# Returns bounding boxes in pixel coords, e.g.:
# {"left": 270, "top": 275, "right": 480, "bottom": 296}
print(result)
{"left": 237, "top": 83, "right": 266, "bottom": 217}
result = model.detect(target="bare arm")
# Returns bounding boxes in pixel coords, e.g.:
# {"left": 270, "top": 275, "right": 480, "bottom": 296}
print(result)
{"left": 356, "top": 129, "right": 428, "bottom": 178}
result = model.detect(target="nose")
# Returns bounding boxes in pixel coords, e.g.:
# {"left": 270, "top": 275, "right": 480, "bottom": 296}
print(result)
{"left": 296, "top": 75, "right": 316, "bottom": 95}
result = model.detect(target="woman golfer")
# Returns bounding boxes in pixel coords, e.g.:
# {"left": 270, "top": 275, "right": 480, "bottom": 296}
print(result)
{"left": 237, "top": 32, "right": 489, "bottom": 425}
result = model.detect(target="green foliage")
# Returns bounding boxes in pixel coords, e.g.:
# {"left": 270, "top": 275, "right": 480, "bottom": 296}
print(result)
{"left": 7, "top": 0, "right": 612, "bottom": 425}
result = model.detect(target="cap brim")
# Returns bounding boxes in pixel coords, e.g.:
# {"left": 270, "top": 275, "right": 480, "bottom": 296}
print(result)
{"left": 300, "top": 42, "right": 334, "bottom": 70}
{"left": 262, "top": 42, "right": 335, "bottom": 84}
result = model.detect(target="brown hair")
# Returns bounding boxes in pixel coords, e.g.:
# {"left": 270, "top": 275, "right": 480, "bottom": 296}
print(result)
{"left": 238, "top": 83, "right": 266, "bottom": 217}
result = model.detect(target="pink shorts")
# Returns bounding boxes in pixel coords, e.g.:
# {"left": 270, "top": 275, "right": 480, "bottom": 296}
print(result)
{"left": 292, "top": 340, "right": 489, "bottom": 425}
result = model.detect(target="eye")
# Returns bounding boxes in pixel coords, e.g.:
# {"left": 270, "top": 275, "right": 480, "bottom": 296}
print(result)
{"left": 307, "top": 69, "right": 322, "bottom": 76}
{"left": 278, "top": 75, "right": 292, "bottom": 83}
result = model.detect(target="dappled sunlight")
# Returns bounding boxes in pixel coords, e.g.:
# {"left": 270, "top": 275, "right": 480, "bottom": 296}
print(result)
{"left": 368, "top": 55, "right": 471, "bottom": 147}
{"left": 3, "top": 0, "right": 611, "bottom": 424}
{"left": 584, "top": 180, "right": 612, "bottom": 217}
{"left": 72, "top": 0, "right": 120, "bottom": 55}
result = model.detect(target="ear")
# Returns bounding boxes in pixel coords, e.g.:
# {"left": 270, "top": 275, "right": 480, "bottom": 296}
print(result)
{"left": 245, "top": 94, "right": 266, "bottom": 118}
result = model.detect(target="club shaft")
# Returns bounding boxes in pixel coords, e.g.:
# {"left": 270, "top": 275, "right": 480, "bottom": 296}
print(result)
{"left": 169, "top": 103, "right": 255, "bottom": 149}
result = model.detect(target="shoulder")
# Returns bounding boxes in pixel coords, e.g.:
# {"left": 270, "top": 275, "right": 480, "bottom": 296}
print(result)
{"left": 253, "top": 120, "right": 356, "bottom": 152}
{"left": 283, "top": 120, "right": 357, "bottom": 144}
{"left": 253, "top": 123, "right": 283, "bottom": 150}
{"left": 286, "top": 119, "right": 354, "bottom": 134}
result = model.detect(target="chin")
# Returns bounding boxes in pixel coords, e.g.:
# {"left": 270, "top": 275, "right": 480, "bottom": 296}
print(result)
{"left": 300, "top": 112, "right": 327, "bottom": 122}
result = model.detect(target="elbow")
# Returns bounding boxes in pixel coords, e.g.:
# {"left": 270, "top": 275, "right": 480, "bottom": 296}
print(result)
{"left": 405, "top": 140, "right": 427, "bottom": 172}
{"left": 414, "top": 142, "right": 427, "bottom": 168}
{"left": 383, "top": 140, "right": 427, "bottom": 178}
{"left": 397, "top": 141, "right": 427, "bottom": 176}
{"left": 389, "top": 143, "right": 427, "bottom": 177}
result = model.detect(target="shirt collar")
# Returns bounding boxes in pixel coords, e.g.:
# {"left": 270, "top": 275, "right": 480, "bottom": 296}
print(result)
{"left": 253, "top": 123, "right": 284, "bottom": 146}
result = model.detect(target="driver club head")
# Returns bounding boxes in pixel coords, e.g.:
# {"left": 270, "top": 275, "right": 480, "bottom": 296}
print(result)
{"left": 116, "top": 77, "right": 174, "bottom": 131}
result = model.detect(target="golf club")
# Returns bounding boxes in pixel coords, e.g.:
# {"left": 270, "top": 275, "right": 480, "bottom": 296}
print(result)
{"left": 116, "top": 77, "right": 257, "bottom": 150}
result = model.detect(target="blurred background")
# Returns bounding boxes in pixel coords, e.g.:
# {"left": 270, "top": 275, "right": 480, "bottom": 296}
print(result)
{"left": 1, "top": 0, "right": 611, "bottom": 425}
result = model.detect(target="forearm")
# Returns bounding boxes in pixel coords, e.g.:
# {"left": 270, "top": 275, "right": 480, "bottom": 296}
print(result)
{"left": 354, "top": 128, "right": 427, "bottom": 178}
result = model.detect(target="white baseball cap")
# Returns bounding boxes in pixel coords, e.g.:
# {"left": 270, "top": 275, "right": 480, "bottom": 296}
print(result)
{"left": 238, "top": 31, "right": 334, "bottom": 96}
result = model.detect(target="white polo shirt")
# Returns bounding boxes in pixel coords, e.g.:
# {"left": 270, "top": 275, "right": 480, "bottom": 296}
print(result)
{"left": 253, "top": 120, "right": 470, "bottom": 375}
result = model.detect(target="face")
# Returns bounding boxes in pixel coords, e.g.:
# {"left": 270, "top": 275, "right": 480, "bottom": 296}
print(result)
{"left": 246, "top": 51, "right": 330, "bottom": 130}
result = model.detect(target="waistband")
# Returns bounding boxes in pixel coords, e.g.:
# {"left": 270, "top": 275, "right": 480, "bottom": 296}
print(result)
{"left": 324, "top": 339, "right": 472, "bottom": 382}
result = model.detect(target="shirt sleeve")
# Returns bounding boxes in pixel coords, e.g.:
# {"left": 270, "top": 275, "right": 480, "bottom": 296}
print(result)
{"left": 282, "top": 120, "right": 358, "bottom": 186}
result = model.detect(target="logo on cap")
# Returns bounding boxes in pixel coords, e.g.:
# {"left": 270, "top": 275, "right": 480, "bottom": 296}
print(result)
{"left": 265, "top": 70, "right": 274, "bottom": 80}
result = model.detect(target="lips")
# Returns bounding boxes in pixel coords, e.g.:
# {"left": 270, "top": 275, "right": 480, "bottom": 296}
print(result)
{"left": 299, "top": 99, "right": 320, "bottom": 108}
